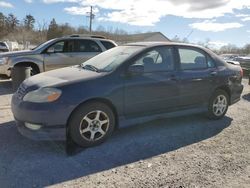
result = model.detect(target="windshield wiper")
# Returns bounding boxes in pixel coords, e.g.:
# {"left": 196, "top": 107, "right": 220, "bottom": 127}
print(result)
{"left": 81, "top": 64, "right": 100, "bottom": 72}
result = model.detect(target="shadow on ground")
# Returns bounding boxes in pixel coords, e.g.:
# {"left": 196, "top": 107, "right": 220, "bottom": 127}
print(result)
{"left": 242, "top": 93, "right": 250, "bottom": 101}
{"left": 0, "top": 115, "right": 232, "bottom": 188}
{"left": 0, "top": 77, "right": 12, "bottom": 95}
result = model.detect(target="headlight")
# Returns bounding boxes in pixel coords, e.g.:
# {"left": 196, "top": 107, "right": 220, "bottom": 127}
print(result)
{"left": 0, "top": 57, "right": 8, "bottom": 65}
{"left": 23, "top": 88, "right": 62, "bottom": 103}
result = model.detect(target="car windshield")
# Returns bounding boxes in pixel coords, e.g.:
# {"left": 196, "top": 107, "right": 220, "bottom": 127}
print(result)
{"left": 32, "top": 39, "right": 56, "bottom": 51}
{"left": 81, "top": 46, "right": 144, "bottom": 72}
{"left": 0, "top": 42, "right": 7, "bottom": 47}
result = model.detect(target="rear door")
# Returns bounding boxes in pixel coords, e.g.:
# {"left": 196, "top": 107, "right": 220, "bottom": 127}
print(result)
{"left": 74, "top": 39, "right": 102, "bottom": 64}
{"left": 124, "top": 46, "right": 180, "bottom": 117}
{"left": 176, "top": 46, "right": 217, "bottom": 107}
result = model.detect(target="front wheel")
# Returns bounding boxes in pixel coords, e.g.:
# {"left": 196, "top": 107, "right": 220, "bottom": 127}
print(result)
{"left": 207, "top": 89, "right": 229, "bottom": 120}
{"left": 68, "top": 102, "right": 115, "bottom": 147}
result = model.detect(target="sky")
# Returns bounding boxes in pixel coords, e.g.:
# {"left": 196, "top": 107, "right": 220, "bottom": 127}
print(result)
{"left": 1, "top": 0, "right": 250, "bottom": 49}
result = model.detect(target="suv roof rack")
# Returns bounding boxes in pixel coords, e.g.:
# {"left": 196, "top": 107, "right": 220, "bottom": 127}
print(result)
{"left": 68, "top": 34, "right": 106, "bottom": 39}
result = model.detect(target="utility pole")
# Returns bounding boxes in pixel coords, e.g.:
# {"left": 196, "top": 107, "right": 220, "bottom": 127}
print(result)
{"left": 87, "top": 6, "right": 95, "bottom": 33}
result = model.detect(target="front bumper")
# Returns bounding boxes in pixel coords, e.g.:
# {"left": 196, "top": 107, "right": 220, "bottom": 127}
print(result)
{"left": 15, "top": 119, "right": 66, "bottom": 140}
{"left": 11, "top": 92, "right": 74, "bottom": 141}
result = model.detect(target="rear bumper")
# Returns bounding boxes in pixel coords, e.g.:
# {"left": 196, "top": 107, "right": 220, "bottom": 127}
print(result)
{"left": 230, "top": 84, "right": 244, "bottom": 105}
{"left": 15, "top": 119, "right": 66, "bottom": 141}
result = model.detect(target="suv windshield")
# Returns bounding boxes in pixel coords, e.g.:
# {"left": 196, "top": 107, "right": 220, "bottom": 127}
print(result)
{"left": 81, "top": 46, "right": 144, "bottom": 72}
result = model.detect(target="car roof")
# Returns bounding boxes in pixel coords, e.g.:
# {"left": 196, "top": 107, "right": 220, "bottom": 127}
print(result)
{"left": 59, "top": 35, "right": 115, "bottom": 43}
{"left": 123, "top": 41, "right": 227, "bottom": 66}
{"left": 124, "top": 41, "right": 206, "bottom": 49}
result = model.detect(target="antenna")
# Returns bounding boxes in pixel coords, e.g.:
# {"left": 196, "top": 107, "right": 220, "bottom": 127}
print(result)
{"left": 186, "top": 30, "right": 194, "bottom": 40}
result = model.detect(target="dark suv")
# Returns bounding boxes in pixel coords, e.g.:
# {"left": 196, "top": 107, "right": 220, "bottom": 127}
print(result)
{"left": 11, "top": 42, "right": 244, "bottom": 147}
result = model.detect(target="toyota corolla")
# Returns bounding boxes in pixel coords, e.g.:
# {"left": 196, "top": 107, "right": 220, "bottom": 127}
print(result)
{"left": 11, "top": 42, "right": 244, "bottom": 147}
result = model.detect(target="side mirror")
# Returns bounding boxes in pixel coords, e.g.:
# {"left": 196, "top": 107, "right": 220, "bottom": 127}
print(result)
{"left": 128, "top": 64, "right": 144, "bottom": 75}
{"left": 47, "top": 47, "right": 55, "bottom": 53}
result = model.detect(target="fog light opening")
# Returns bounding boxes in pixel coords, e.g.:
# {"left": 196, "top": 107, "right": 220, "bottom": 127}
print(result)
{"left": 24, "top": 122, "right": 42, "bottom": 130}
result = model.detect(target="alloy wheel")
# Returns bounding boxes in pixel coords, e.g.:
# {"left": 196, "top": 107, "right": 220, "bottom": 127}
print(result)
{"left": 79, "top": 110, "right": 110, "bottom": 141}
{"left": 212, "top": 95, "right": 227, "bottom": 116}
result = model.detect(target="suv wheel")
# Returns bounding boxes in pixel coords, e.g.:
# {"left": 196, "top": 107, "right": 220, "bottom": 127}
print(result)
{"left": 30, "top": 66, "right": 39, "bottom": 76}
{"left": 207, "top": 89, "right": 229, "bottom": 119}
{"left": 68, "top": 102, "right": 115, "bottom": 147}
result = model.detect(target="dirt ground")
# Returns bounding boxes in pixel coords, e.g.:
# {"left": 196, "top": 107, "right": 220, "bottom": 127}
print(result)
{"left": 0, "top": 77, "right": 249, "bottom": 188}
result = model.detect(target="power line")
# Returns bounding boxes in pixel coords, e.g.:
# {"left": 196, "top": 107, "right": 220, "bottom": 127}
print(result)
{"left": 87, "top": 6, "right": 95, "bottom": 33}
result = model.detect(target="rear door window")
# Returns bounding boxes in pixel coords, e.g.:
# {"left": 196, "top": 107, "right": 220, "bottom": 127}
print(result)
{"left": 178, "top": 48, "right": 208, "bottom": 70}
{"left": 76, "top": 40, "right": 102, "bottom": 52}
{"left": 100, "top": 41, "right": 116, "bottom": 50}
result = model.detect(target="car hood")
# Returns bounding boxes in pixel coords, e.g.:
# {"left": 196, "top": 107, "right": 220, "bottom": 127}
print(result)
{"left": 23, "top": 66, "right": 105, "bottom": 88}
{"left": 0, "top": 50, "right": 37, "bottom": 57}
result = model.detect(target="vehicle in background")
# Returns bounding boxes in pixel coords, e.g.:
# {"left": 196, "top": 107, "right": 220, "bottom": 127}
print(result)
{"left": 220, "top": 54, "right": 239, "bottom": 60}
{"left": 234, "top": 56, "right": 250, "bottom": 70}
{"left": 0, "top": 35, "right": 117, "bottom": 77}
{"left": 5, "top": 41, "right": 19, "bottom": 51}
{"left": 224, "top": 60, "right": 240, "bottom": 66}
{"left": 219, "top": 54, "right": 241, "bottom": 66}
{"left": 0, "top": 41, "right": 9, "bottom": 52}
{"left": 11, "top": 42, "right": 244, "bottom": 147}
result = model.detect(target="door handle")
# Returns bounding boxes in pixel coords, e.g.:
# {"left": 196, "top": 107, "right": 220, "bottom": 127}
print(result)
{"left": 210, "top": 71, "right": 218, "bottom": 76}
{"left": 169, "top": 75, "right": 178, "bottom": 81}
{"left": 192, "top": 78, "right": 203, "bottom": 82}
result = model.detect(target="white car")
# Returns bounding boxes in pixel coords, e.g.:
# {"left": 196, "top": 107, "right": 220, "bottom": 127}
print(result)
{"left": 0, "top": 41, "right": 9, "bottom": 52}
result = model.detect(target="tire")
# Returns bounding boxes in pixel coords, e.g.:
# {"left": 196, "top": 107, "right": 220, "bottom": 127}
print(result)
{"left": 207, "top": 89, "right": 229, "bottom": 120}
{"left": 68, "top": 102, "right": 115, "bottom": 147}
{"left": 30, "top": 66, "right": 39, "bottom": 76}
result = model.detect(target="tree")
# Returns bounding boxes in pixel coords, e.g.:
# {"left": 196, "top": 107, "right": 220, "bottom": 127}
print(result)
{"left": 6, "top": 13, "right": 19, "bottom": 31}
{"left": 0, "top": 12, "right": 6, "bottom": 38}
{"left": 37, "top": 20, "right": 48, "bottom": 43}
{"left": 0, "top": 12, "right": 5, "bottom": 28}
{"left": 219, "top": 44, "right": 239, "bottom": 54}
{"left": 59, "top": 23, "right": 76, "bottom": 36}
{"left": 24, "top": 14, "right": 35, "bottom": 30}
{"left": 242, "top": 44, "right": 250, "bottom": 55}
{"left": 47, "top": 18, "right": 59, "bottom": 40}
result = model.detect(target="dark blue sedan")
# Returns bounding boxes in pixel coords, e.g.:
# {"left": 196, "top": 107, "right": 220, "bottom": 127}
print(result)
{"left": 11, "top": 42, "right": 244, "bottom": 147}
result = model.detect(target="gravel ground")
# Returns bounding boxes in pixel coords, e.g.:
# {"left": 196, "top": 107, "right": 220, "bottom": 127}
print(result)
{"left": 0, "top": 77, "right": 249, "bottom": 188}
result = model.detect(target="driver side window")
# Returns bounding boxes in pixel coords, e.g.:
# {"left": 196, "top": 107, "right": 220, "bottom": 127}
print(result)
{"left": 133, "top": 47, "right": 174, "bottom": 72}
{"left": 47, "top": 41, "right": 65, "bottom": 53}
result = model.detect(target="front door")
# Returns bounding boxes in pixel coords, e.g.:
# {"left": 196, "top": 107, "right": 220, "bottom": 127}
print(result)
{"left": 124, "top": 46, "right": 179, "bottom": 117}
{"left": 43, "top": 40, "right": 78, "bottom": 71}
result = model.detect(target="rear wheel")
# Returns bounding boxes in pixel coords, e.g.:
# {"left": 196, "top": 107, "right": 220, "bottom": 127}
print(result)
{"left": 207, "top": 89, "right": 229, "bottom": 119}
{"left": 68, "top": 102, "right": 115, "bottom": 147}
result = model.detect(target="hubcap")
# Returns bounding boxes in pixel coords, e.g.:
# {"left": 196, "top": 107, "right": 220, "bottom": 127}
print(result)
{"left": 79, "top": 110, "right": 109, "bottom": 141}
{"left": 212, "top": 95, "right": 227, "bottom": 116}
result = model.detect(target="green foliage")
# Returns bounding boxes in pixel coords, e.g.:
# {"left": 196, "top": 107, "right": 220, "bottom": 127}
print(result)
{"left": 5, "top": 14, "right": 19, "bottom": 31}
{"left": 47, "top": 18, "right": 59, "bottom": 40}
{"left": 24, "top": 14, "right": 35, "bottom": 30}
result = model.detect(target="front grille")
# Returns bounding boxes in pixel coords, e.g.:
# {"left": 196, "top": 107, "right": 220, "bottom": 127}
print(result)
{"left": 16, "top": 83, "right": 28, "bottom": 100}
